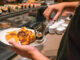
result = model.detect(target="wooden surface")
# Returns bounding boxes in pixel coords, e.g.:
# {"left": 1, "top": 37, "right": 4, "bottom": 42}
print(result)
{"left": 41, "top": 18, "right": 69, "bottom": 56}
{"left": 41, "top": 34, "right": 63, "bottom": 56}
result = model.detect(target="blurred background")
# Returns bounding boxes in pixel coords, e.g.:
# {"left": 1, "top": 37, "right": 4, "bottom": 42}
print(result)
{"left": 0, "top": 0, "right": 79, "bottom": 60}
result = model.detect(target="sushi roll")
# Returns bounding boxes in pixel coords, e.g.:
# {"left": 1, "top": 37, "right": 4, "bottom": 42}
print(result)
{"left": 18, "top": 4, "right": 22, "bottom": 9}
{"left": 1, "top": 7, "right": 8, "bottom": 12}
{"left": 15, "top": 6, "right": 19, "bottom": 11}
{"left": 24, "top": 4, "right": 27, "bottom": 9}
{"left": 30, "top": 3, "right": 33, "bottom": 8}
{"left": 37, "top": 3, "right": 41, "bottom": 7}
{"left": 8, "top": 6, "right": 11, "bottom": 13}
{"left": 28, "top": 4, "right": 31, "bottom": 8}
{"left": 8, "top": 6, "right": 14, "bottom": 13}
{"left": 21, "top": 4, "right": 24, "bottom": 9}
{"left": 26, "top": 3, "right": 29, "bottom": 8}
{"left": 34, "top": 3, "right": 41, "bottom": 8}
{"left": 33, "top": 4, "right": 35, "bottom": 8}
{"left": 34, "top": 3, "right": 37, "bottom": 8}
{"left": 15, "top": 7, "right": 19, "bottom": 11}
{"left": 10, "top": 5, "right": 18, "bottom": 12}
{"left": 22, "top": 4, "right": 26, "bottom": 9}
{"left": 18, "top": 5, "right": 21, "bottom": 9}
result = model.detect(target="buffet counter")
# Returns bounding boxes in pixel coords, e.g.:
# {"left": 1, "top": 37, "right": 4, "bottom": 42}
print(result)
{"left": 42, "top": 19, "right": 70, "bottom": 57}
{"left": 42, "top": 34, "right": 63, "bottom": 57}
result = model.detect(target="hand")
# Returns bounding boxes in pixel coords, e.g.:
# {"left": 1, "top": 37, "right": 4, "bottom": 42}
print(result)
{"left": 43, "top": 2, "right": 79, "bottom": 22}
{"left": 9, "top": 42, "right": 49, "bottom": 60}
{"left": 9, "top": 41, "right": 38, "bottom": 58}
{"left": 43, "top": 3, "right": 65, "bottom": 22}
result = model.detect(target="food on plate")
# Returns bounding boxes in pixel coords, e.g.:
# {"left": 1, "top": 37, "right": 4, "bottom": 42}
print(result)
{"left": 6, "top": 31, "right": 19, "bottom": 43}
{"left": 5, "top": 27, "right": 36, "bottom": 45}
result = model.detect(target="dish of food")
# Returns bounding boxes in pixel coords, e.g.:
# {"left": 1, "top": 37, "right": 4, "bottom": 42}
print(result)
{"left": 0, "top": 27, "right": 36, "bottom": 45}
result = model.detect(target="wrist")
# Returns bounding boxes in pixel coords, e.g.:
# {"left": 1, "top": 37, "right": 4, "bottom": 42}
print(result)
{"left": 31, "top": 50, "right": 49, "bottom": 60}
{"left": 62, "top": 2, "right": 79, "bottom": 8}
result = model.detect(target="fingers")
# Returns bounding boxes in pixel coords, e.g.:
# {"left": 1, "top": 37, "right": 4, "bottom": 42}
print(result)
{"left": 9, "top": 41, "right": 33, "bottom": 51}
{"left": 10, "top": 42, "right": 26, "bottom": 55}
{"left": 52, "top": 11, "right": 61, "bottom": 21}
{"left": 9, "top": 41, "right": 37, "bottom": 53}
{"left": 43, "top": 8, "right": 53, "bottom": 21}
{"left": 9, "top": 41, "right": 27, "bottom": 51}
{"left": 9, "top": 41, "right": 22, "bottom": 49}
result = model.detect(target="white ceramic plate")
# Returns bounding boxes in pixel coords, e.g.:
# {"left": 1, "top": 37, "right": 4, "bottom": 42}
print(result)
{"left": 0, "top": 28, "right": 35, "bottom": 46}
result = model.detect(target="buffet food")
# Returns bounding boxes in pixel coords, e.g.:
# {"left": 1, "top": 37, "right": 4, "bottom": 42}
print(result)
{"left": 0, "top": 3, "right": 41, "bottom": 14}
{"left": 5, "top": 27, "right": 36, "bottom": 45}
{"left": 1, "top": 7, "right": 8, "bottom": 12}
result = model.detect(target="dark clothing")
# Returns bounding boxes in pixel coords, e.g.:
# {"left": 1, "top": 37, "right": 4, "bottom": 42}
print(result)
{"left": 57, "top": 3, "right": 80, "bottom": 60}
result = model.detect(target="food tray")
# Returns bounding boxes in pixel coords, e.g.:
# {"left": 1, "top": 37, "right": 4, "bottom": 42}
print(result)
{"left": 0, "top": 6, "right": 47, "bottom": 20}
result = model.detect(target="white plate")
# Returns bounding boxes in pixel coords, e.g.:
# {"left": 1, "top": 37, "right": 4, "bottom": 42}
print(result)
{"left": 0, "top": 28, "right": 35, "bottom": 46}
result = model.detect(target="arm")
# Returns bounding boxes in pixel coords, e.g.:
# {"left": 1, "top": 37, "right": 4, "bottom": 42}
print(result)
{"left": 64, "top": 2, "right": 79, "bottom": 8}
{"left": 43, "top": 2, "right": 79, "bottom": 21}
{"left": 32, "top": 50, "right": 49, "bottom": 60}
{"left": 9, "top": 42, "right": 49, "bottom": 60}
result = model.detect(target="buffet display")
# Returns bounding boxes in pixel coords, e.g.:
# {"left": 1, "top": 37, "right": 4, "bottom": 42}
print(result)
{"left": 0, "top": 3, "right": 41, "bottom": 15}
{"left": 0, "top": 2, "right": 43, "bottom": 29}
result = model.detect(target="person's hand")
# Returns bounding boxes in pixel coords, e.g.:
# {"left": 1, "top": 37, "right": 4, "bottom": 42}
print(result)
{"left": 9, "top": 42, "right": 49, "bottom": 60}
{"left": 43, "top": 3, "right": 65, "bottom": 22}
{"left": 9, "top": 41, "right": 38, "bottom": 58}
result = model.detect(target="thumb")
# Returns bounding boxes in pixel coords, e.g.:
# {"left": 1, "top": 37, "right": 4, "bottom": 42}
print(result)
{"left": 9, "top": 41, "right": 31, "bottom": 50}
{"left": 9, "top": 41, "right": 22, "bottom": 49}
{"left": 52, "top": 11, "right": 61, "bottom": 21}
